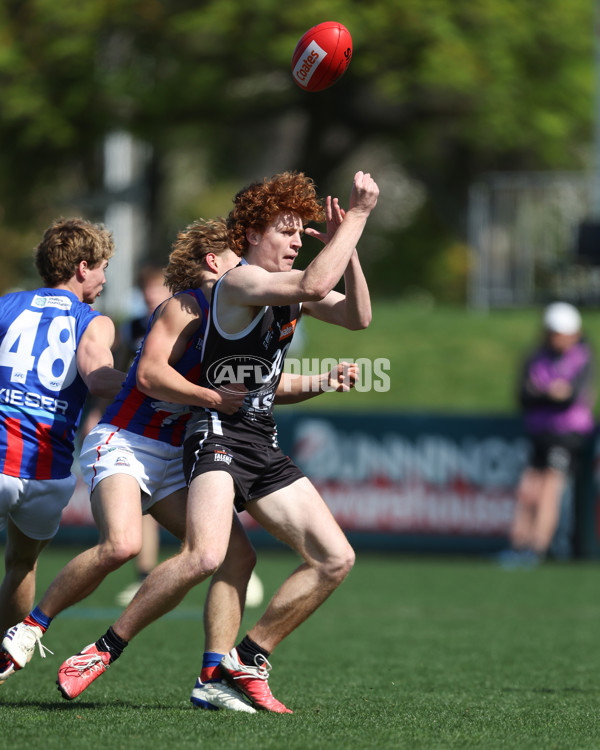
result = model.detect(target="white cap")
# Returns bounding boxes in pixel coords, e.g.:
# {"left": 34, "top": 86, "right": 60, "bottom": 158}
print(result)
{"left": 543, "top": 302, "right": 581, "bottom": 335}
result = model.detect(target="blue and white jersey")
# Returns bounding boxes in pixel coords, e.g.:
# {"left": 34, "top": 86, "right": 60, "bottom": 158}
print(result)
{"left": 0, "top": 288, "right": 100, "bottom": 479}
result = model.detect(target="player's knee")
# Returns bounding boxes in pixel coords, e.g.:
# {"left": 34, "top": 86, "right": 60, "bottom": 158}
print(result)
{"left": 99, "top": 539, "right": 141, "bottom": 569}
{"left": 340, "top": 544, "right": 356, "bottom": 579}
{"left": 322, "top": 543, "right": 355, "bottom": 585}
{"left": 186, "top": 550, "right": 225, "bottom": 582}
{"left": 3, "top": 550, "right": 37, "bottom": 575}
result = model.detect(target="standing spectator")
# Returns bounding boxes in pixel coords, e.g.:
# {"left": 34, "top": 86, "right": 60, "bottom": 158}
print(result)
{"left": 0, "top": 218, "right": 125, "bottom": 677}
{"left": 500, "top": 302, "right": 595, "bottom": 568}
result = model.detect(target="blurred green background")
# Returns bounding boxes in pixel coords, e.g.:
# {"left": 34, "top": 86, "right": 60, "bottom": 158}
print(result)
{"left": 292, "top": 303, "right": 600, "bottom": 414}
{"left": 0, "top": 0, "right": 597, "bottom": 411}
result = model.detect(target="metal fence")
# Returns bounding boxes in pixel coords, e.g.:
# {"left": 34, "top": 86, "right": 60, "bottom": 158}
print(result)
{"left": 467, "top": 171, "right": 600, "bottom": 309}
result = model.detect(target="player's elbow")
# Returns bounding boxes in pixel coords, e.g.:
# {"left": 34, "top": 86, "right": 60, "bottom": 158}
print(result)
{"left": 87, "top": 382, "right": 108, "bottom": 399}
{"left": 84, "top": 366, "right": 123, "bottom": 399}
{"left": 347, "top": 310, "right": 372, "bottom": 331}
{"left": 136, "top": 367, "right": 153, "bottom": 395}
{"left": 300, "top": 278, "right": 335, "bottom": 301}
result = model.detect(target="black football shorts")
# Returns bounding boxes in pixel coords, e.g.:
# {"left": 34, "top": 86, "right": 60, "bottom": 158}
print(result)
{"left": 183, "top": 434, "right": 305, "bottom": 511}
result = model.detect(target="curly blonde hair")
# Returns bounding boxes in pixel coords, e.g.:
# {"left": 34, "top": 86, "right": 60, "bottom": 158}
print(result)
{"left": 164, "top": 219, "right": 231, "bottom": 293}
{"left": 35, "top": 218, "right": 114, "bottom": 286}
{"left": 227, "top": 171, "right": 325, "bottom": 257}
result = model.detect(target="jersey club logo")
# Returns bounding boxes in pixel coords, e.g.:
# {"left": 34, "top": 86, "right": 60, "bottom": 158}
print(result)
{"left": 205, "top": 355, "right": 275, "bottom": 396}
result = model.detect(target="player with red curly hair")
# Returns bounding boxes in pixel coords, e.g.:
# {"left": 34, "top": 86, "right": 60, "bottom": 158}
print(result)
{"left": 227, "top": 171, "right": 325, "bottom": 257}
{"left": 183, "top": 169, "right": 379, "bottom": 712}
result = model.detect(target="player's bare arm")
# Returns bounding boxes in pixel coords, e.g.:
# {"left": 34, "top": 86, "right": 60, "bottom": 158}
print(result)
{"left": 136, "top": 294, "right": 245, "bottom": 415}
{"left": 76, "top": 314, "right": 126, "bottom": 399}
{"left": 301, "top": 251, "right": 371, "bottom": 329}
{"left": 275, "top": 362, "right": 359, "bottom": 404}
{"left": 281, "top": 170, "right": 377, "bottom": 302}
{"left": 302, "top": 195, "right": 371, "bottom": 329}
{"left": 219, "top": 171, "right": 378, "bottom": 326}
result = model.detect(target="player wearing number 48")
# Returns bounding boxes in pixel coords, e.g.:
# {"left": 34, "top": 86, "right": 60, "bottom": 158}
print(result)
{"left": 0, "top": 218, "right": 126, "bottom": 643}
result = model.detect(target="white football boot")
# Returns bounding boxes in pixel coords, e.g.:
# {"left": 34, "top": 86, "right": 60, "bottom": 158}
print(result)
{"left": 2, "top": 622, "right": 53, "bottom": 668}
{"left": 190, "top": 676, "right": 257, "bottom": 713}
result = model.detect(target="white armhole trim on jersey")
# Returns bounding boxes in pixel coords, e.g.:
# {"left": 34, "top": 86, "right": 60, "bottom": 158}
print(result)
{"left": 211, "top": 265, "right": 267, "bottom": 341}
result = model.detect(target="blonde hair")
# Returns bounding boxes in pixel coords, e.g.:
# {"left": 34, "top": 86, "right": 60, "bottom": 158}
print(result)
{"left": 35, "top": 218, "right": 114, "bottom": 286}
{"left": 164, "top": 219, "right": 231, "bottom": 293}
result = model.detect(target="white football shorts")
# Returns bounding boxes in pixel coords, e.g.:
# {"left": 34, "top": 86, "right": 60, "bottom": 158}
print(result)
{"left": 80, "top": 424, "right": 186, "bottom": 512}
{"left": 0, "top": 473, "right": 77, "bottom": 540}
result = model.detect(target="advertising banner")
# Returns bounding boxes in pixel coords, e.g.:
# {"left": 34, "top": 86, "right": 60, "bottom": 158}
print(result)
{"left": 55, "top": 411, "right": 594, "bottom": 555}
{"left": 240, "top": 411, "right": 532, "bottom": 553}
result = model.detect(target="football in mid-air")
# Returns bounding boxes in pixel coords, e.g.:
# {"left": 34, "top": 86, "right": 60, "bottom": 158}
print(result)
{"left": 291, "top": 22, "right": 352, "bottom": 92}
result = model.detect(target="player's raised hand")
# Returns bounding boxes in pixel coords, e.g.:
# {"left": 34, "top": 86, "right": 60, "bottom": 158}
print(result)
{"left": 304, "top": 195, "right": 345, "bottom": 245}
{"left": 349, "top": 171, "right": 379, "bottom": 215}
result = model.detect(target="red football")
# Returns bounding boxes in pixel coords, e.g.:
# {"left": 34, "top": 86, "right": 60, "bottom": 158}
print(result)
{"left": 291, "top": 22, "right": 352, "bottom": 92}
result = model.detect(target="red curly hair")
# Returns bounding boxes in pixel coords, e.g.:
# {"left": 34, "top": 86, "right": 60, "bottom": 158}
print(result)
{"left": 227, "top": 171, "right": 325, "bottom": 257}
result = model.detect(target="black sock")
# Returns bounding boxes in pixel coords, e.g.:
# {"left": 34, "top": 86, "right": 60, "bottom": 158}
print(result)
{"left": 236, "top": 635, "right": 270, "bottom": 666}
{"left": 96, "top": 627, "right": 128, "bottom": 664}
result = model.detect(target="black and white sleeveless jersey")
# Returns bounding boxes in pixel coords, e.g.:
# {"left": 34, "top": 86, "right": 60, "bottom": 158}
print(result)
{"left": 186, "top": 263, "right": 301, "bottom": 446}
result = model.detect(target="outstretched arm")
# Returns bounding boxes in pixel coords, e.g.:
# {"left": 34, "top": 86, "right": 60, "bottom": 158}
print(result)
{"left": 275, "top": 362, "right": 359, "bottom": 404}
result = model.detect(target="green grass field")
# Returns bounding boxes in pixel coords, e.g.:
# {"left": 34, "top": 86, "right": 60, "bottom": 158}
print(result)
{"left": 295, "top": 303, "right": 600, "bottom": 413}
{"left": 3, "top": 546, "right": 600, "bottom": 749}
{"left": 4, "top": 303, "right": 600, "bottom": 748}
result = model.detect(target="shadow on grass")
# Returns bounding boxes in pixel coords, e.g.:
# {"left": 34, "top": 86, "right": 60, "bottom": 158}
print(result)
{"left": 501, "top": 686, "right": 598, "bottom": 695}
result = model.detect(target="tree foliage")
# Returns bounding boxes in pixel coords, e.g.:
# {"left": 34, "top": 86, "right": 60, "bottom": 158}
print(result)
{"left": 0, "top": 0, "right": 594, "bottom": 298}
